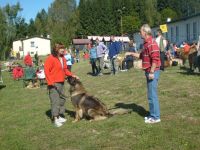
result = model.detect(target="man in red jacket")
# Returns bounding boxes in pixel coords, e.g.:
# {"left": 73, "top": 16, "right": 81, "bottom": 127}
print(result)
{"left": 44, "top": 43, "right": 79, "bottom": 127}
{"left": 125, "top": 24, "right": 161, "bottom": 124}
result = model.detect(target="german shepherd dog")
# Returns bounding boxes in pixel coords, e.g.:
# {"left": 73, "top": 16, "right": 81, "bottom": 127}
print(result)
{"left": 67, "top": 76, "right": 110, "bottom": 122}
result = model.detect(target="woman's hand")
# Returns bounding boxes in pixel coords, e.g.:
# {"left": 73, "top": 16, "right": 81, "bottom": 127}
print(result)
{"left": 125, "top": 52, "right": 132, "bottom": 56}
{"left": 72, "top": 75, "right": 80, "bottom": 80}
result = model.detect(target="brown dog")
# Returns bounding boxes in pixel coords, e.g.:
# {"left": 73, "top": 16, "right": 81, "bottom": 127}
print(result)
{"left": 67, "top": 76, "right": 110, "bottom": 122}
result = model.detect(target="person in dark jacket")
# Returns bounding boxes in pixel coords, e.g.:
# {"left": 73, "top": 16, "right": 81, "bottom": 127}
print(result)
{"left": 108, "top": 36, "right": 120, "bottom": 75}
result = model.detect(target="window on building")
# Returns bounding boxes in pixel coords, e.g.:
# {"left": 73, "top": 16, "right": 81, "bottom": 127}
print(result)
{"left": 31, "top": 41, "right": 35, "bottom": 47}
{"left": 186, "top": 23, "right": 190, "bottom": 41}
{"left": 193, "top": 22, "right": 197, "bottom": 40}
{"left": 166, "top": 32, "right": 168, "bottom": 39}
{"left": 153, "top": 31, "right": 156, "bottom": 38}
{"left": 176, "top": 26, "right": 179, "bottom": 42}
{"left": 171, "top": 27, "right": 174, "bottom": 42}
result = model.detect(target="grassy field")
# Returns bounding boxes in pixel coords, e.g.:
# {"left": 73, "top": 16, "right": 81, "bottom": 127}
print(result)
{"left": 0, "top": 59, "right": 200, "bottom": 150}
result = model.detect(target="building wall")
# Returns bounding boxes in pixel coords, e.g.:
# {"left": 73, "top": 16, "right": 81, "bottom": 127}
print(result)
{"left": 134, "top": 14, "right": 200, "bottom": 49}
{"left": 12, "top": 40, "right": 24, "bottom": 58}
{"left": 23, "top": 37, "right": 51, "bottom": 57}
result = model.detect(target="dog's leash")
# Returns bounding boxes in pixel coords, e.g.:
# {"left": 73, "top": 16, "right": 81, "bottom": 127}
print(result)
{"left": 54, "top": 86, "right": 68, "bottom": 99}
{"left": 47, "top": 85, "right": 68, "bottom": 99}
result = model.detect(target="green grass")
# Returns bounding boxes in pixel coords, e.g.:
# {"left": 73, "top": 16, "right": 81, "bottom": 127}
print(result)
{"left": 0, "top": 59, "right": 200, "bottom": 150}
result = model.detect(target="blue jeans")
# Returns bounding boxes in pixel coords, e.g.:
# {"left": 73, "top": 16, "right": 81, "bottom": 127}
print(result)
{"left": 145, "top": 70, "right": 160, "bottom": 119}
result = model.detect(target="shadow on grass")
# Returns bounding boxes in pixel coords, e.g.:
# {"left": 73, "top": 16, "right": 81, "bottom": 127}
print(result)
{"left": 177, "top": 71, "right": 200, "bottom": 76}
{"left": 65, "top": 109, "right": 75, "bottom": 118}
{"left": 87, "top": 72, "right": 98, "bottom": 76}
{"left": 0, "top": 84, "right": 6, "bottom": 89}
{"left": 114, "top": 102, "right": 149, "bottom": 117}
{"left": 177, "top": 68, "right": 200, "bottom": 76}
{"left": 87, "top": 72, "right": 112, "bottom": 76}
{"left": 177, "top": 66, "right": 200, "bottom": 76}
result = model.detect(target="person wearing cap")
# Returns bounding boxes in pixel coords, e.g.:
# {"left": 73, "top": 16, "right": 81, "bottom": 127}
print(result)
{"left": 44, "top": 43, "right": 79, "bottom": 127}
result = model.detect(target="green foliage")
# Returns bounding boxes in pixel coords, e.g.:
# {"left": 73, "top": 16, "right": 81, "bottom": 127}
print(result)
{"left": 47, "top": 0, "right": 77, "bottom": 46}
{"left": 160, "top": 8, "right": 178, "bottom": 23}
{"left": 0, "top": 3, "right": 22, "bottom": 60}
{"left": 34, "top": 9, "right": 48, "bottom": 37}
{"left": 0, "top": 0, "right": 200, "bottom": 60}
{"left": 123, "top": 15, "right": 141, "bottom": 34}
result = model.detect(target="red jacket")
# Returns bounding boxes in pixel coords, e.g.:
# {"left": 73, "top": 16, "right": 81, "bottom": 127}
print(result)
{"left": 24, "top": 54, "right": 33, "bottom": 66}
{"left": 13, "top": 67, "right": 24, "bottom": 80}
{"left": 44, "top": 54, "right": 73, "bottom": 85}
{"left": 183, "top": 44, "right": 190, "bottom": 54}
{"left": 139, "top": 36, "right": 161, "bottom": 72}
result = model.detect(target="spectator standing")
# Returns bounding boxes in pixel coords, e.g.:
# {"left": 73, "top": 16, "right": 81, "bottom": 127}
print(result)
{"left": 89, "top": 44, "right": 98, "bottom": 76}
{"left": 156, "top": 29, "right": 167, "bottom": 71}
{"left": 125, "top": 24, "right": 161, "bottom": 124}
{"left": 34, "top": 51, "right": 39, "bottom": 66}
{"left": 64, "top": 50, "right": 73, "bottom": 71}
{"left": 24, "top": 52, "right": 33, "bottom": 67}
{"left": 96, "top": 38, "right": 107, "bottom": 75}
{"left": 75, "top": 48, "right": 80, "bottom": 63}
{"left": 108, "top": 36, "right": 120, "bottom": 75}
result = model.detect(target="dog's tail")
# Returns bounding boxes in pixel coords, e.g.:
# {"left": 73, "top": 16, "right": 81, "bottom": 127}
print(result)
{"left": 108, "top": 108, "right": 132, "bottom": 116}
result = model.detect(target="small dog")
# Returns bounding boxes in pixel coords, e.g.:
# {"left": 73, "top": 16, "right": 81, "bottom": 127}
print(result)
{"left": 67, "top": 76, "right": 110, "bottom": 122}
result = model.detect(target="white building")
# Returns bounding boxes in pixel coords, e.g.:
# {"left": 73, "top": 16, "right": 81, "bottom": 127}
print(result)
{"left": 13, "top": 36, "right": 51, "bottom": 58}
{"left": 134, "top": 13, "right": 200, "bottom": 49}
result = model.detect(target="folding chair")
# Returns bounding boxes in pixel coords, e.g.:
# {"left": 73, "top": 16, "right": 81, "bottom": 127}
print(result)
{"left": 22, "top": 67, "right": 37, "bottom": 88}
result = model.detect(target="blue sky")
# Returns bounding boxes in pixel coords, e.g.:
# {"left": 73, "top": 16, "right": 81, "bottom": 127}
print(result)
{"left": 0, "top": 0, "right": 80, "bottom": 22}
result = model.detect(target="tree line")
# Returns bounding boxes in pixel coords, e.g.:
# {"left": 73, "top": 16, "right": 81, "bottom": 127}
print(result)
{"left": 0, "top": 0, "right": 199, "bottom": 60}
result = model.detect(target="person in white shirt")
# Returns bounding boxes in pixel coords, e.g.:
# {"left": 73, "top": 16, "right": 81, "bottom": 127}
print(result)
{"left": 156, "top": 29, "right": 167, "bottom": 71}
{"left": 64, "top": 50, "right": 73, "bottom": 71}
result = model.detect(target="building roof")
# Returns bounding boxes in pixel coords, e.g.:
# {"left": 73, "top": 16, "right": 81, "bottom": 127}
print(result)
{"left": 13, "top": 36, "right": 51, "bottom": 42}
{"left": 87, "top": 36, "right": 130, "bottom": 42}
{"left": 167, "top": 12, "right": 200, "bottom": 24}
{"left": 72, "top": 39, "right": 91, "bottom": 45}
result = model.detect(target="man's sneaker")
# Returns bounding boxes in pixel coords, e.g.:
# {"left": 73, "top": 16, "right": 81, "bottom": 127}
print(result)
{"left": 54, "top": 118, "right": 63, "bottom": 127}
{"left": 98, "top": 73, "right": 103, "bottom": 76}
{"left": 144, "top": 116, "right": 151, "bottom": 120}
{"left": 58, "top": 116, "right": 67, "bottom": 123}
{"left": 145, "top": 117, "right": 161, "bottom": 124}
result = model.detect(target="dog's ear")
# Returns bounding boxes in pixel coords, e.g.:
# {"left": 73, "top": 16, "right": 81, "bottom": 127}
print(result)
{"left": 67, "top": 76, "right": 77, "bottom": 85}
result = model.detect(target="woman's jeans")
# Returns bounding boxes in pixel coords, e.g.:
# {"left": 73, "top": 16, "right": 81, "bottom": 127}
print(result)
{"left": 145, "top": 70, "right": 160, "bottom": 119}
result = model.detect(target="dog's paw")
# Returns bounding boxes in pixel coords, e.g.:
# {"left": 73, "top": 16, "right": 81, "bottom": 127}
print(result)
{"left": 72, "top": 120, "right": 78, "bottom": 123}
{"left": 89, "top": 119, "right": 94, "bottom": 122}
